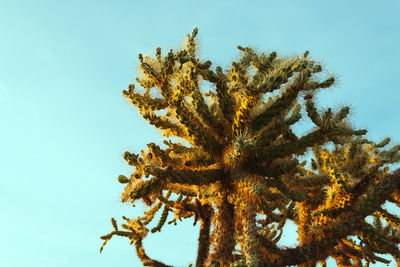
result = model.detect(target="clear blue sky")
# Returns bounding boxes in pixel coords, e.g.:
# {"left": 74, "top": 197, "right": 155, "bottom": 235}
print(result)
{"left": 1, "top": 1, "right": 399, "bottom": 266}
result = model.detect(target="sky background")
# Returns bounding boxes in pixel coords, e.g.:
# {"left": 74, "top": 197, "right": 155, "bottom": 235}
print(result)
{"left": 1, "top": 0, "right": 399, "bottom": 266}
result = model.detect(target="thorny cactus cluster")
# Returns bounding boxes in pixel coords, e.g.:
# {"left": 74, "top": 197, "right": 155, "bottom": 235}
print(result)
{"left": 100, "top": 28, "right": 400, "bottom": 266}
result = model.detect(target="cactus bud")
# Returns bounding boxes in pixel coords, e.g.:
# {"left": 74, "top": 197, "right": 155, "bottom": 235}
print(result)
{"left": 199, "top": 60, "right": 212, "bottom": 69}
{"left": 179, "top": 56, "right": 192, "bottom": 65}
{"left": 117, "top": 175, "right": 129, "bottom": 184}
{"left": 252, "top": 184, "right": 267, "bottom": 196}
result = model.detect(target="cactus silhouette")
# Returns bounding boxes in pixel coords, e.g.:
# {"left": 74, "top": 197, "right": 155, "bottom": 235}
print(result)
{"left": 100, "top": 28, "right": 400, "bottom": 267}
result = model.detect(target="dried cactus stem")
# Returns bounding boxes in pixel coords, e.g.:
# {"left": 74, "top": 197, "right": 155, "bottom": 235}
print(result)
{"left": 135, "top": 238, "right": 171, "bottom": 267}
{"left": 195, "top": 204, "right": 213, "bottom": 267}
{"left": 210, "top": 196, "right": 236, "bottom": 265}
{"left": 241, "top": 202, "right": 259, "bottom": 267}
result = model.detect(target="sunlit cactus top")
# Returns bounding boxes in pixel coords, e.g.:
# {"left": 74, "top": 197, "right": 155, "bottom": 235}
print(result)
{"left": 100, "top": 28, "right": 400, "bottom": 267}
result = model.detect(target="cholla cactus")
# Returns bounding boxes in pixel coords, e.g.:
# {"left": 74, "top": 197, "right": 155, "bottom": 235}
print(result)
{"left": 100, "top": 28, "right": 400, "bottom": 267}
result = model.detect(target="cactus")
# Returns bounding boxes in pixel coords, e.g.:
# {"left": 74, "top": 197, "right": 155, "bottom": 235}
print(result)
{"left": 100, "top": 28, "right": 400, "bottom": 267}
